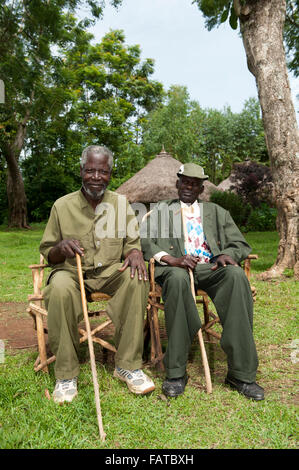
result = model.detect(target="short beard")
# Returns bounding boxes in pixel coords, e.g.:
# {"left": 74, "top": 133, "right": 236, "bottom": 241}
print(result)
{"left": 82, "top": 183, "right": 106, "bottom": 201}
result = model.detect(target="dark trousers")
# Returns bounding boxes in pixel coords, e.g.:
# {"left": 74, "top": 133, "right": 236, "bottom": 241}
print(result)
{"left": 156, "top": 264, "right": 258, "bottom": 382}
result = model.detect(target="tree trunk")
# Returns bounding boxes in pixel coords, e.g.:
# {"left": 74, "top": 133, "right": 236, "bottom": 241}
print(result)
{"left": 239, "top": 0, "right": 299, "bottom": 279}
{"left": 4, "top": 146, "right": 30, "bottom": 228}
{"left": 5, "top": 151, "right": 29, "bottom": 228}
{"left": 3, "top": 113, "right": 31, "bottom": 228}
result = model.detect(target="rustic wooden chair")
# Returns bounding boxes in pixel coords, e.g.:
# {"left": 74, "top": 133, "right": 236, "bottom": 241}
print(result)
{"left": 145, "top": 255, "right": 258, "bottom": 370}
{"left": 27, "top": 255, "right": 116, "bottom": 373}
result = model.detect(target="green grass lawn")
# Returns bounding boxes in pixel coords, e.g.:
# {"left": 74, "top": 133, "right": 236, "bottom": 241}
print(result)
{"left": 0, "top": 225, "right": 298, "bottom": 449}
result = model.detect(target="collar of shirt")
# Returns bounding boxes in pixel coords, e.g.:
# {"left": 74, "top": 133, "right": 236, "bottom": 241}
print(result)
{"left": 180, "top": 200, "right": 200, "bottom": 216}
{"left": 79, "top": 187, "right": 112, "bottom": 213}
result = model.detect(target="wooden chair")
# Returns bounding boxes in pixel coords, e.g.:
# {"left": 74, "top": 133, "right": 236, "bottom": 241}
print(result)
{"left": 27, "top": 255, "right": 116, "bottom": 373}
{"left": 145, "top": 255, "right": 258, "bottom": 370}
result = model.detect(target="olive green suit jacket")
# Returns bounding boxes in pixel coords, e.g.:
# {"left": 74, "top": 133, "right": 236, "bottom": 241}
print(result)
{"left": 141, "top": 199, "right": 251, "bottom": 277}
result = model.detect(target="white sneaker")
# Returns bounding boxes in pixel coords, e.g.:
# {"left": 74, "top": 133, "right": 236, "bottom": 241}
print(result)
{"left": 113, "top": 367, "right": 155, "bottom": 395}
{"left": 52, "top": 377, "right": 78, "bottom": 403}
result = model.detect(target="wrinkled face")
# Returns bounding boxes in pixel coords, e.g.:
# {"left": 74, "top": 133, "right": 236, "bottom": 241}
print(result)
{"left": 80, "top": 152, "right": 111, "bottom": 201}
{"left": 176, "top": 175, "right": 204, "bottom": 204}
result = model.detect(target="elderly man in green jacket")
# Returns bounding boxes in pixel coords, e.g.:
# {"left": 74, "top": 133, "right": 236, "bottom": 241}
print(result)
{"left": 141, "top": 163, "right": 264, "bottom": 400}
{"left": 40, "top": 145, "right": 155, "bottom": 403}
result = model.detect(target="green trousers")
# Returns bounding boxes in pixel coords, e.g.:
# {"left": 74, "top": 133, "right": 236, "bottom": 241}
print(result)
{"left": 156, "top": 264, "right": 258, "bottom": 383}
{"left": 43, "top": 264, "right": 149, "bottom": 380}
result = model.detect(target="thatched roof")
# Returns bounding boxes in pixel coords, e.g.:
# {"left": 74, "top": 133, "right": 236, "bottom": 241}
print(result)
{"left": 116, "top": 149, "right": 182, "bottom": 203}
{"left": 116, "top": 149, "right": 217, "bottom": 203}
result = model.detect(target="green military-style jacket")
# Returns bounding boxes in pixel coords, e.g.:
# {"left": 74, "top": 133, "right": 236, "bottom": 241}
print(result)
{"left": 140, "top": 198, "right": 251, "bottom": 277}
{"left": 40, "top": 189, "right": 141, "bottom": 281}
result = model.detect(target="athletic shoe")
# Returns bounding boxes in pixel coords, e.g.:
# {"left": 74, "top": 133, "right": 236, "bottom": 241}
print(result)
{"left": 52, "top": 377, "right": 78, "bottom": 403}
{"left": 113, "top": 367, "right": 155, "bottom": 395}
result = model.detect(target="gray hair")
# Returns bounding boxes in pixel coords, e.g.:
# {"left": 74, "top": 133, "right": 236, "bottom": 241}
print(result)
{"left": 80, "top": 145, "right": 114, "bottom": 170}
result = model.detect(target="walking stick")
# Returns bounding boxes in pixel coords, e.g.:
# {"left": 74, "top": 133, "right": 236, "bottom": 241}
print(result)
{"left": 76, "top": 253, "right": 106, "bottom": 442}
{"left": 181, "top": 209, "right": 212, "bottom": 394}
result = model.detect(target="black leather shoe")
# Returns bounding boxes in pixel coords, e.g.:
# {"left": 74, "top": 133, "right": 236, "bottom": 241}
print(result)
{"left": 225, "top": 376, "right": 265, "bottom": 401}
{"left": 162, "top": 375, "right": 188, "bottom": 398}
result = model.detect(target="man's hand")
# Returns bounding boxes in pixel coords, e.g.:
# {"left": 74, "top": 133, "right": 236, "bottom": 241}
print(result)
{"left": 48, "top": 239, "right": 84, "bottom": 264}
{"left": 118, "top": 249, "right": 148, "bottom": 281}
{"left": 211, "top": 254, "right": 238, "bottom": 271}
{"left": 161, "top": 254, "right": 200, "bottom": 270}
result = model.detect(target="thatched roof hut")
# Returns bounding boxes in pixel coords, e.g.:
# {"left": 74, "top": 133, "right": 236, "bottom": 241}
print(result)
{"left": 116, "top": 149, "right": 217, "bottom": 203}
{"left": 116, "top": 149, "right": 182, "bottom": 203}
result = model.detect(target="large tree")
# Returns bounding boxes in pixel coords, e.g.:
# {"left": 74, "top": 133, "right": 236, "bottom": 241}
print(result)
{"left": 142, "top": 85, "right": 203, "bottom": 163}
{"left": 142, "top": 86, "right": 266, "bottom": 183}
{"left": 0, "top": 1, "right": 95, "bottom": 227}
{"left": 0, "top": 0, "right": 124, "bottom": 227}
{"left": 0, "top": 1, "right": 162, "bottom": 227}
{"left": 22, "top": 29, "right": 163, "bottom": 220}
{"left": 194, "top": 0, "right": 299, "bottom": 279}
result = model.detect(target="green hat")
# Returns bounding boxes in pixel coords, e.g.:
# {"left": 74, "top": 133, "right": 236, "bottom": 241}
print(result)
{"left": 177, "top": 163, "right": 209, "bottom": 180}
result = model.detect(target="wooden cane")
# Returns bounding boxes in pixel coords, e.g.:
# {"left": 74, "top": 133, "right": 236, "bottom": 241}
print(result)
{"left": 181, "top": 208, "right": 212, "bottom": 394}
{"left": 76, "top": 253, "right": 106, "bottom": 442}
{"left": 188, "top": 268, "right": 212, "bottom": 394}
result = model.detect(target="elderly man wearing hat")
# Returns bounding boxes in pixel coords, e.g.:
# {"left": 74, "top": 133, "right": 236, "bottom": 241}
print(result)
{"left": 141, "top": 163, "right": 264, "bottom": 400}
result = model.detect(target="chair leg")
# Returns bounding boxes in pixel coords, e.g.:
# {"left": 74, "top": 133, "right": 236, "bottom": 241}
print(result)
{"left": 202, "top": 294, "right": 212, "bottom": 342}
{"left": 149, "top": 304, "right": 164, "bottom": 371}
{"left": 143, "top": 308, "right": 151, "bottom": 360}
{"left": 35, "top": 312, "right": 48, "bottom": 373}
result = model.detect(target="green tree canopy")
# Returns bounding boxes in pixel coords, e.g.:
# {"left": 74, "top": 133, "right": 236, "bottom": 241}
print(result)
{"left": 142, "top": 85, "right": 200, "bottom": 162}
{"left": 0, "top": 1, "right": 163, "bottom": 225}
{"left": 141, "top": 85, "right": 267, "bottom": 183}
{"left": 0, "top": 0, "right": 106, "bottom": 226}
{"left": 22, "top": 29, "right": 163, "bottom": 220}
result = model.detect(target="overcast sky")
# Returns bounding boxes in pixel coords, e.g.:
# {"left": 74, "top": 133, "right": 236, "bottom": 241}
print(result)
{"left": 82, "top": 0, "right": 299, "bottom": 116}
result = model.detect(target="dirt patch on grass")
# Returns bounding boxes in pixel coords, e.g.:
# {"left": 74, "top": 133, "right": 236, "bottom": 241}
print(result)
{"left": 0, "top": 301, "right": 117, "bottom": 352}
{"left": 0, "top": 302, "right": 38, "bottom": 349}
{"left": 0, "top": 302, "right": 28, "bottom": 318}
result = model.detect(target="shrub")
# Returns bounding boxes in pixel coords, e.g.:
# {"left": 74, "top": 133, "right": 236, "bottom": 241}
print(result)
{"left": 231, "top": 160, "right": 274, "bottom": 208}
{"left": 246, "top": 203, "right": 277, "bottom": 231}
{"left": 210, "top": 190, "right": 251, "bottom": 227}
{"left": 210, "top": 191, "right": 277, "bottom": 232}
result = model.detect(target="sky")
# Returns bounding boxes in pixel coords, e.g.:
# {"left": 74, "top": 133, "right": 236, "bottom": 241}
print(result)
{"left": 81, "top": 0, "right": 299, "bottom": 116}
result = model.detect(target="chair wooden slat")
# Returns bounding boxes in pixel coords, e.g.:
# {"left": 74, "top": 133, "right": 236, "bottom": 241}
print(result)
{"left": 145, "top": 255, "right": 258, "bottom": 370}
{"left": 27, "top": 255, "right": 116, "bottom": 374}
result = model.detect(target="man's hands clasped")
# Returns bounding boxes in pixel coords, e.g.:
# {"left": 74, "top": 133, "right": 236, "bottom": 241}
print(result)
{"left": 58, "top": 239, "right": 84, "bottom": 258}
{"left": 210, "top": 254, "right": 238, "bottom": 271}
{"left": 161, "top": 254, "right": 200, "bottom": 270}
{"left": 48, "top": 239, "right": 84, "bottom": 265}
{"left": 161, "top": 253, "right": 238, "bottom": 271}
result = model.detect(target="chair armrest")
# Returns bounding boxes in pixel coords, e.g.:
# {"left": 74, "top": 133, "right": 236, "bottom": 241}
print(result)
{"left": 28, "top": 255, "right": 49, "bottom": 298}
{"left": 28, "top": 264, "right": 49, "bottom": 269}
{"left": 243, "top": 254, "right": 258, "bottom": 281}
